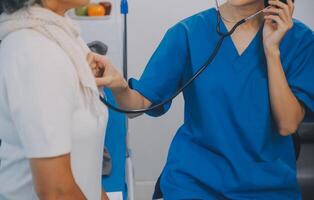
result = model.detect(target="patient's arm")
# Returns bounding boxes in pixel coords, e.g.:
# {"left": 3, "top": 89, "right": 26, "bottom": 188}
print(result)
{"left": 30, "top": 154, "right": 87, "bottom": 200}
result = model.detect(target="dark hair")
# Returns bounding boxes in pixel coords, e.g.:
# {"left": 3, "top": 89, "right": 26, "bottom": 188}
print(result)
{"left": 0, "top": 0, "right": 41, "bottom": 14}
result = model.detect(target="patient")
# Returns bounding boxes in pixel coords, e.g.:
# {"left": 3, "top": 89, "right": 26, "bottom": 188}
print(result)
{"left": 0, "top": 0, "right": 109, "bottom": 199}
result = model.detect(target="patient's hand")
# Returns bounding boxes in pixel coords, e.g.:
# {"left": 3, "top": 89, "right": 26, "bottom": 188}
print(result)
{"left": 87, "top": 52, "right": 128, "bottom": 92}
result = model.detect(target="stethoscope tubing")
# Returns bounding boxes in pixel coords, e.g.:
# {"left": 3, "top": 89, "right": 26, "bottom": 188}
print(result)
{"left": 100, "top": 5, "right": 264, "bottom": 114}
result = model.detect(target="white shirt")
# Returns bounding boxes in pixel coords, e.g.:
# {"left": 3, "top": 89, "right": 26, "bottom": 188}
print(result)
{"left": 0, "top": 29, "right": 108, "bottom": 199}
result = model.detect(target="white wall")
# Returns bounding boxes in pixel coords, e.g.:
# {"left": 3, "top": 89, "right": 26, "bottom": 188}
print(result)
{"left": 294, "top": 0, "right": 314, "bottom": 28}
{"left": 127, "top": 1, "right": 313, "bottom": 199}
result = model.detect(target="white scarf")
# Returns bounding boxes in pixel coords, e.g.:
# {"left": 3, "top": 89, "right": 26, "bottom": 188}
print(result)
{"left": 0, "top": 6, "right": 105, "bottom": 118}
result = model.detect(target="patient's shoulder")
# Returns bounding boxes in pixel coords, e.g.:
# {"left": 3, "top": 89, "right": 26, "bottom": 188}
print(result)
{"left": 0, "top": 29, "right": 78, "bottom": 90}
{"left": 1, "top": 29, "right": 65, "bottom": 58}
{"left": 0, "top": 29, "right": 73, "bottom": 72}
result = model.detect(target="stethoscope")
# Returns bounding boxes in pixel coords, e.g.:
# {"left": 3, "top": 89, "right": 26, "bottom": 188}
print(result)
{"left": 99, "top": 0, "right": 266, "bottom": 114}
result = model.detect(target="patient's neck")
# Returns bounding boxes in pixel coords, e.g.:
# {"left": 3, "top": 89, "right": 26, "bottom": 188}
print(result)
{"left": 41, "top": 0, "right": 69, "bottom": 16}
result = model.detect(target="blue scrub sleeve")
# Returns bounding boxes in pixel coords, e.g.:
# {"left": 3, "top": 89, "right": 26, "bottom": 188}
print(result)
{"left": 287, "top": 30, "right": 314, "bottom": 122}
{"left": 129, "top": 24, "right": 189, "bottom": 117}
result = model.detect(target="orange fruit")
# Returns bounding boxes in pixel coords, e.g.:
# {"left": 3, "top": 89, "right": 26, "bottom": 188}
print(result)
{"left": 87, "top": 4, "right": 105, "bottom": 16}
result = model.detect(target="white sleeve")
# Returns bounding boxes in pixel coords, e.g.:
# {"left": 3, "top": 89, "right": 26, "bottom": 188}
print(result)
{"left": 1, "top": 30, "right": 77, "bottom": 158}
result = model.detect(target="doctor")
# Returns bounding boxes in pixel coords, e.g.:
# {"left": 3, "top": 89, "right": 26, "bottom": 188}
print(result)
{"left": 89, "top": 0, "right": 314, "bottom": 199}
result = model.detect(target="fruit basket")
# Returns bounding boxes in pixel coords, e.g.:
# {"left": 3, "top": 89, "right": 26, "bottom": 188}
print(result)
{"left": 68, "top": 1, "right": 112, "bottom": 20}
{"left": 67, "top": 9, "right": 111, "bottom": 20}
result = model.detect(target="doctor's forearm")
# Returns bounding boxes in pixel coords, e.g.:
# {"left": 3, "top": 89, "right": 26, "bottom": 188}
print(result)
{"left": 266, "top": 49, "right": 305, "bottom": 136}
{"left": 101, "top": 189, "right": 109, "bottom": 200}
{"left": 111, "top": 86, "right": 152, "bottom": 111}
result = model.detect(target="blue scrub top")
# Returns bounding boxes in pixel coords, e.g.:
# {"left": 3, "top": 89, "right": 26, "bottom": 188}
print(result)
{"left": 129, "top": 8, "right": 314, "bottom": 199}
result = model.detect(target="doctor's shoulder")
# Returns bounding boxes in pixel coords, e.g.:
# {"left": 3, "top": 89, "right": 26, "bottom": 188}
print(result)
{"left": 174, "top": 8, "right": 216, "bottom": 33}
{"left": 293, "top": 19, "right": 313, "bottom": 41}
{"left": 164, "top": 8, "right": 216, "bottom": 44}
{"left": 281, "top": 19, "right": 314, "bottom": 49}
{"left": 279, "top": 19, "right": 314, "bottom": 75}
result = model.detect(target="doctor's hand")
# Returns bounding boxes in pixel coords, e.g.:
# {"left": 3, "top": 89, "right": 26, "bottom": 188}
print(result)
{"left": 87, "top": 52, "right": 128, "bottom": 92}
{"left": 262, "top": 0, "right": 294, "bottom": 54}
{"left": 87, "top": 52, "right": 152, "bottom": 113}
